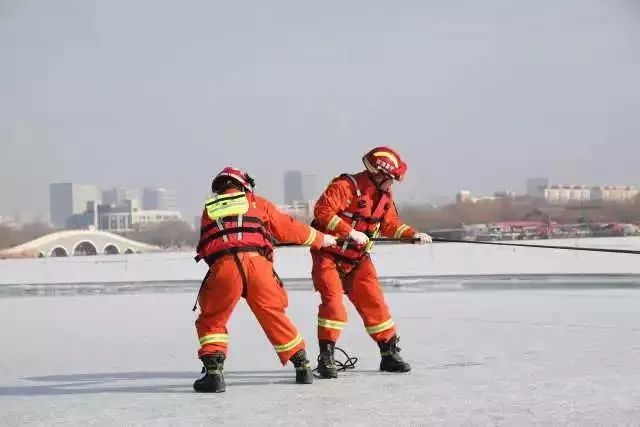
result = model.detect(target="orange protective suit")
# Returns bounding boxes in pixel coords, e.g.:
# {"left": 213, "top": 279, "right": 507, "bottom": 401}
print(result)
{"left": 195, "top": 192, "right": 324, "bottom": 365}
{"left": 311, "top": 171, "right": 416, "bottom": 343}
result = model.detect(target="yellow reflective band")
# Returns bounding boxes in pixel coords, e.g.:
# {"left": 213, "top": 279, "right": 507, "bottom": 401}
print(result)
{"left": 205, "top": 192, "right": 249, "bottom": 220}
{"left": 327, "top": 215, "right": 342, "bottom": 231}
{"left": 318, "top": 318, "right": 347, "bottom": 330}
{"left": 365, "top": 224, "right": 381, "bottom": 253}
{"left": 366, "top": 318, "right": 395, "bottom": 335}
{"left": 394, "top": 224, "right": 410, "bottom": 239}
{"left": 372, "top": 151, "right": 399, "bottom": 168}
{"left": 199, "top": 333, "right": 229, "bottom": 346}
{"left": 274, "top": 334, "right": 303, "bottom": 353}
{"left": 303, "top": 228, "right": 317, "bottom": 246}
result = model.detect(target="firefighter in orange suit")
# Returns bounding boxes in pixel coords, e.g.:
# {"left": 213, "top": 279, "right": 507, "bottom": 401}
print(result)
{"left": 193, "top": 166, "right": 337, "bottom": 393}
{"left": 310, "top": 147, "right": 432, "bottom": 378}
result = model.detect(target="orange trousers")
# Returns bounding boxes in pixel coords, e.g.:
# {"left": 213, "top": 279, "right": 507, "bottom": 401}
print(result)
{"left": 311, "top": 251, "right": 396, "bottom": 343}
{"left": 195, "top": 252, "right": 305, "bottom": 365}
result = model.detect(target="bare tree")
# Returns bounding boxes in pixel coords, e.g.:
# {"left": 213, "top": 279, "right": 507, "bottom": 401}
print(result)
{"left": 0, "top": 222, "right": 54, "bottom": 250}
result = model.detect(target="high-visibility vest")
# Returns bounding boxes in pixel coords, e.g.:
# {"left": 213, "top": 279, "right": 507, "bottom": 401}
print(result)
{"left": 195, "top": 191, "right": 273, "bottom": 265}
{"left": 313, "top": 173, "right": 391, "bottom": 262}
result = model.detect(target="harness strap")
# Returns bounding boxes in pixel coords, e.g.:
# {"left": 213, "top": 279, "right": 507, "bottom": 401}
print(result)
{"left": 200, "top": 216, "right": 266, "bottom": 235}
{"left": 196, "top": 227, "right": 271, "bottom": 253}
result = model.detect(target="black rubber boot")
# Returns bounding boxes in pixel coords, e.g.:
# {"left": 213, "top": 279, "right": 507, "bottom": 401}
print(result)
{"left": 193, "top": 352, "right": 226, "bottom": 393}
{"left": 316, "top": 340, "right": 338, "bottom": 379}
{"left": 290, "top": 349, "right": 313, "bottom": 384}
{"left": 378, "top": 335, "right": 411, "bottom": 373}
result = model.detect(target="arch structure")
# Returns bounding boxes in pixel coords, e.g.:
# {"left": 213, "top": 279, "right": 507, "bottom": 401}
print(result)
{"left": 0, "top": 230, "right": 162, "bottom": 258}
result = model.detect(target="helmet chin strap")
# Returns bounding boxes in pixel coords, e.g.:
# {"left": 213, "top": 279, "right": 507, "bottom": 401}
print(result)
{"left": 365, "top": 170, "right": 393, "bottom": 192}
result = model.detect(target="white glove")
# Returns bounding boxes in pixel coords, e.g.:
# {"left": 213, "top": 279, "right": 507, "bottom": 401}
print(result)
{"left": 414, "top": 232, "right": 432, "bottom": 244}
{"left": 322, "top": 234, "right": 338, "bottom": 248}
{"left": 348, "top": 229, "right": 370, "bottom": 245}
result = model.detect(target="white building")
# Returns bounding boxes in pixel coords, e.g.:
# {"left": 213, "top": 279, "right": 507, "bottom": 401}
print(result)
{"left": 544, "top": 185, "right": 591, "bottom": 205}
{"left": 543, "top": 184, "right": 638, "bottom": 204}
{"left": 130, "top": 210, "right": 182, "bottom": 228}
{"left": 93, "top": 200, "right": 182, "bottom": 232}
{"left": 102, "top": 188, "right": 139, "bottom": 206}
{"left": 0, "top": 216, "right": 21, "bottom": 229}
{"left": 277, "top": 200, "right": 315, "bottom": 221}
{"left": 591, "top": 185, "right": 638, "bottom": 202}
{"left": 456, "top": 190, "right": 473, "bottom": 203}
{"left": 454, "top": 190, "right": 514, "bottom": 204}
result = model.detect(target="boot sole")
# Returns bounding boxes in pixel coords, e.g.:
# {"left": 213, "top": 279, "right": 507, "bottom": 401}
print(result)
{"left": 379, "top": 367, "right": 411, "bottom": 373}
{"left": 193, "top": 378, "right": 226, "bottom": 393}
{"left": 194, "top": 388, "right": 226, "bottom": 393}
{"left": 315, "top": 372, "right": 338, "bottom": 379}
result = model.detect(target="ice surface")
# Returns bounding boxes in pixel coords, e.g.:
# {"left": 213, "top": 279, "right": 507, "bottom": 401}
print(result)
{"left": 2, "top": 236, "right": 640, "bottom": 286}
{"left": 2, "top": 287, "right": 640, "bottom": 425}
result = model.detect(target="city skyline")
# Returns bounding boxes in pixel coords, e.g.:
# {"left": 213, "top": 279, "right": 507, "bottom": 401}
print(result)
{"left": 46, "top": 182, "right": 182, "bottom": 231}
{"left": 3, "top": 174, "right": 640, "bottom": 225}
{"left": 2, "top": 0, "right": 640, "bottom": 220}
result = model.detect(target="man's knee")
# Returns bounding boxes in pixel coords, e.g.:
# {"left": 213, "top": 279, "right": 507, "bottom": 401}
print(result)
{"left": 319, "top": 293, "right": 347, "bottom": 319}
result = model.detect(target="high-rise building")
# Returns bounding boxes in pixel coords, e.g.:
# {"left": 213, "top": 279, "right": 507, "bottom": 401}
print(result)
{"left": 102, "top": 188, "right": 139, "bottom": 207}
{"left": 142, "top": 187, "right": 177, "bottom": 211}
{"left": 526, "top": 177, "right": 549, "bottom": 199}
{"left": 302, "top": 174, "right": 317, "bottom": 202}
{"left": 49, "top": 183, "right": 99, "bottom": 229}
{"left": 283, "top": 170, "right": 304, "bottom": 204}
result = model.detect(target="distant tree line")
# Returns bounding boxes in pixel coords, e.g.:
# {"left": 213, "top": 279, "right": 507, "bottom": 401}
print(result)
{"left": 400, "top": 197, "right": 640, "bottom": 232}
{"left": 118, "top": 220, "right": 198, "bottom": 249}
{"left": 2, "top": 196, "right": 640, "bottom": 250}
{"left": 0, "top": 222, "right": 54, "bottom": 250}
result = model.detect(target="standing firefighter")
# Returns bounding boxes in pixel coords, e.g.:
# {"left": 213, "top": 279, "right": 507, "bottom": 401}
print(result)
{"left": 193, "top": 166, "right": 337, "bottom": 393}
{"left": 310, "top": 147, "right": 432, "bottom": 378}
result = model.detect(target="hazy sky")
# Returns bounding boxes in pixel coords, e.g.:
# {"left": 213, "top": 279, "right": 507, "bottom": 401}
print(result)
{"left": 2, "top": 0, "right": 639, "bottom": 219}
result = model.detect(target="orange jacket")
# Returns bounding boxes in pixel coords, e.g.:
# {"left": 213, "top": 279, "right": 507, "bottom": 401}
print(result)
{"left": 196, "top": 191, "right": 324, "bottom": 265}
{"left": 313, "top": 171, "right": 416, "bottom": 240}
{"left": 254, "top": 194, "right": 324, "bottom": 249}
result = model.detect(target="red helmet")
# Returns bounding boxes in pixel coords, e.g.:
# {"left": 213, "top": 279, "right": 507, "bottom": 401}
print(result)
{"left": 211, "top": 166, "right": 255, "bottom": 193}
{"left": 362, "top": 146, "right": 407, "bottom": 181}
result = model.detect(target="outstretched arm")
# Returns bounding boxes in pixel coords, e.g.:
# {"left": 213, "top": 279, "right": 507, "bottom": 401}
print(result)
{"left": 258, "top": 196, "right": 325, "bottom": 249}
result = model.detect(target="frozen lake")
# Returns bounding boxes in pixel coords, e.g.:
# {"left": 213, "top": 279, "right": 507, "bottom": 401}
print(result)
{"left": 2, "top": 282, "right": 640, "bottom": 425}
{"left": 2, "top": 236, "right": 640, "bottom": 286}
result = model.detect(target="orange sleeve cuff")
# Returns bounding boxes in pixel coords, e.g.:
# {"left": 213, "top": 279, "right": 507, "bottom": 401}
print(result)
{"left": 330, "top": 217, "right": 352, "bottom": 239}
{"left": 310, "top": 231, "right": 324, "bottom": 250}
{"left": 392, "top": 224, "right": 416, "bottom": 239}
{"left": 403, "top": 226, "right": 417, "bottom": 238}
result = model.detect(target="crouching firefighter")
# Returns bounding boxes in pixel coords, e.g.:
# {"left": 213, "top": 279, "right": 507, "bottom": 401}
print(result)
{"left": 192, "top": 166, "right": 337, "bottom": 393}
{"left": 310, "top": 146, "right": 432, "bottom": 378}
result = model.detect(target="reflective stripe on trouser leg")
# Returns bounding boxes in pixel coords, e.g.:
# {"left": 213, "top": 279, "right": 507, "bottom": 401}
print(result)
{"left": 344, "top": 255, "right": 397, "bottom": 343}
{"left": 365, "top": 318, "right": 395, "bottom": 335}
{"left": 318, "top": 317, "right": 347, "bottom": 331}
{"left": 199, "top": 333, "right": 229, "bottom": 346}
{"left": 242, "top": 253, "right": 306, "bottom": 364}
{"left": 274, "top": 334, "right": 304, "bottom": 354}
{"left": 195, "top": 257, "right": 244, "bottom": 358}
{"left": 312, "top": 251, "right": 349, "bottom": 343}
{"left": 197, "top": 332, "right": 229, "bottom": 356}
{"left": 317, "top": 317, "right": 347, "bottom": 343}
